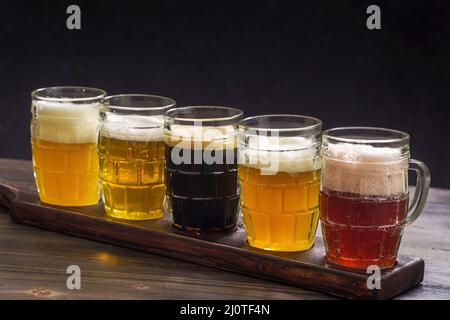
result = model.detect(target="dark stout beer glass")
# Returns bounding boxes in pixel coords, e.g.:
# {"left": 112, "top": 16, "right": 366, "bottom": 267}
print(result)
{"left": 164, "top": 106, "right": 243, "bottom": 233}
{"left": 320, "top": 127, "right": 430, "bottom": 269}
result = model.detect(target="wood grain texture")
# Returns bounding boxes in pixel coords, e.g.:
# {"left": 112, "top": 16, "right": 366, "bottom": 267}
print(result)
{"left": 0, "top": 158, "right": 448, "bottom": 300}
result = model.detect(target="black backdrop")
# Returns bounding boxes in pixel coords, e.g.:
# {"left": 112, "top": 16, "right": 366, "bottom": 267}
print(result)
{"left": 0, "top": 0, "right": 449, "bottom": 187}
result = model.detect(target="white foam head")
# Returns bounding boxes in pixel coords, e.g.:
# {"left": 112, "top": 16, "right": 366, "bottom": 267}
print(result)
{"left": 101, "top": 114, "right": 164, "bottom": 142}
{"left": 322, "top": 142, "right": 408, "bottom": 196}
{"left": 240, "top": 135, "right": 319, "bottom": 174}
{"left": 32, "top": 100, "right": 100, "bottom": 144}
{"left": 166, "top": 124, "right": 237, "bottom": 149}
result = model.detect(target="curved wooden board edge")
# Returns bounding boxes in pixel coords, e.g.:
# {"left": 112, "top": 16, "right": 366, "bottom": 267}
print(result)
{"left": 0, "top": 181, "right": 19, "bottom": 213}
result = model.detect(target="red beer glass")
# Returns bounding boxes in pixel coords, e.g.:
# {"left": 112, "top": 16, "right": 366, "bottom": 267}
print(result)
{"left": 320, "top": 127, "right": 430, "bottom": 269}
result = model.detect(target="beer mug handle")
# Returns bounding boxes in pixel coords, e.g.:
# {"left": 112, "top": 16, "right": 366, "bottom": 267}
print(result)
{"left": 405, "top": 159, "right": 431, "bottom": 226}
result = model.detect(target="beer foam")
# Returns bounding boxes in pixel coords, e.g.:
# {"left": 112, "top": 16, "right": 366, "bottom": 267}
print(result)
{"left": 165, "top": 124, "right": 237, "bottom": 149}
{"left": 322, "top": 143, "right": 408, "bottom": 196}
{"left": 32, "top": 100, "right": 100, "bottom": 144}
{"left": 101, "top": 114, "right": 165, "bottom": 142}
{"left": 240, "top": 136, "right": 319, "bottom": 174}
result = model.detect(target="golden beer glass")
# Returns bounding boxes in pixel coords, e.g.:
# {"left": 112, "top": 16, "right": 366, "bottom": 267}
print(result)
{"left": 239, "top": 115, "right": 322, "bottom": 251}
{"left": 31, "top": 86, "right": 106, "bottom": 206}
{"left": 98, "top": 94, "right": 176, "bottom": 220}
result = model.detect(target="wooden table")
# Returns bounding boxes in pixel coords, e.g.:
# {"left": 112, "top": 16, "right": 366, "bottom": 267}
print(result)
{"left": 0, "top": 158, "right": 449, "bottom": 300}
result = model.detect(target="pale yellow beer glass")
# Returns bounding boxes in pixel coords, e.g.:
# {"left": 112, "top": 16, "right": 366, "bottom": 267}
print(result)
{"left": 98, "top": 94, "right": 176, "bottom": 220}
{"left": 31, "top": 86, "right": 106, "bottom": 206}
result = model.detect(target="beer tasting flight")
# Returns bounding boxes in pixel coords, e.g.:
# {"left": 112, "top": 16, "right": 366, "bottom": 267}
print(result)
{"left": 30, "top": 86, "right": 431, "bottom": 270}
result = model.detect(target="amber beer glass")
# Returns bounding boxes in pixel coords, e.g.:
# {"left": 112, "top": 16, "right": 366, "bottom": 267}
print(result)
{"left": 320, "top": 127, "right": 431, "bottom": 269}
{"left": 98, "top": 95, "right": 175, "bottom": 220}
{"left": 165, "top": 106, "right": 243, "bottom": 233}
{"left": 31, "top": 86, "right": 106, "bottom": 206}
{"left": 239, "top": 115, "right": 322, "bottom": 251}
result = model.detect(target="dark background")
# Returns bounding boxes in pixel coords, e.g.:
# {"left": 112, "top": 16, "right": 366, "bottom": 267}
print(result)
{"left": 0, "top": 0, "right": 449, "bottom": 187}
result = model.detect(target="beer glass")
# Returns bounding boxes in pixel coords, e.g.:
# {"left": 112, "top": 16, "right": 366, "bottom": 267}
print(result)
{"left": 98, "top": 94, "right": 175, "bottom": 220}
{"left": 239, "top": 115, "right": 322, "bottom": 251}
{"left": 31, "top": 86, "right": 106, "bottom": 206}
{"left": 320, "top": 127, "right": 430, "bottom": 269}
{"left": 165, "top": 106, "right": 243, "bottom": 233}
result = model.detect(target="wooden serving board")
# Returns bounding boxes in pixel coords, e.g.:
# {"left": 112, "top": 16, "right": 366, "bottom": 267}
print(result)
{"left": 0, "top": 162, "right": 424, "bottom": 300}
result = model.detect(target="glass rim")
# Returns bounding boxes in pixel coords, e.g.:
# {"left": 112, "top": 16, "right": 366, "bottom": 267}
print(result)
{"left": 102, "top": 94, "right": 176, "bottom": 111}
{"left": 239, "top": 114, "right": 322, "bottom": 132}
{"left": 165, "top": 106, "right": 244, "bottom": 122}
{"left": 323, "top": 127, "right": 410, "bottom": 144}
{"left": 32, "top": 86, "right": 107, "bottom": 102}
